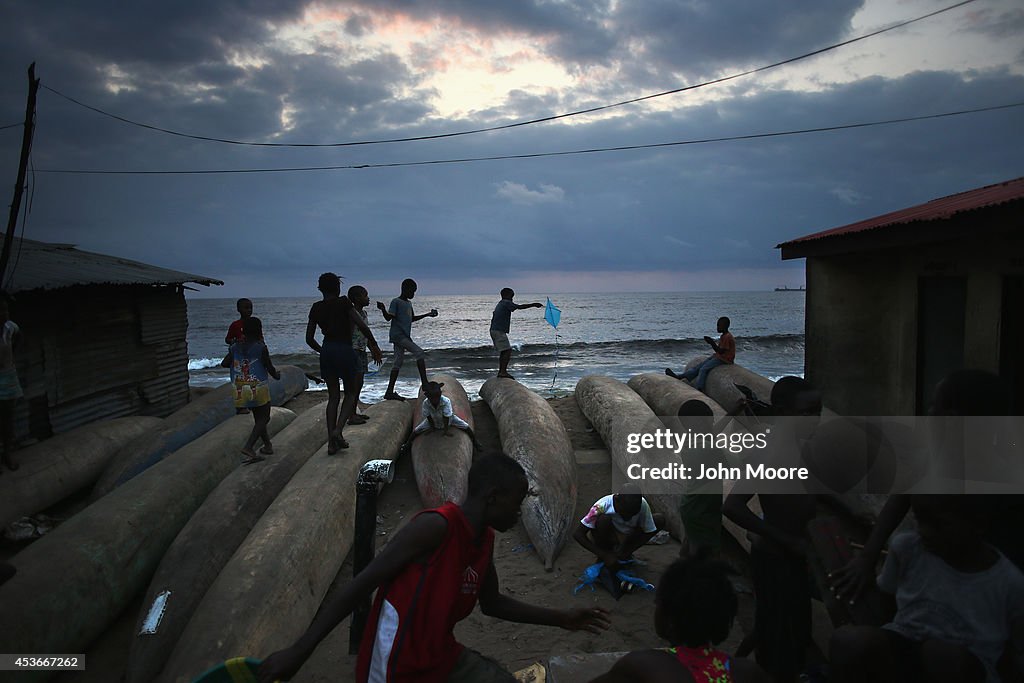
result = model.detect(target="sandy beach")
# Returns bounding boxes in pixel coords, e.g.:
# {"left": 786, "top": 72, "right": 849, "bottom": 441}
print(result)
{"left": 42, "top": 388, "right": 815, "bottom": 683}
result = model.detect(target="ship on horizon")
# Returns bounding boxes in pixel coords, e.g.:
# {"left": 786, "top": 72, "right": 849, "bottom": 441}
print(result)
{"left": 774, "top": 285, "right": 806, "bottom": 291}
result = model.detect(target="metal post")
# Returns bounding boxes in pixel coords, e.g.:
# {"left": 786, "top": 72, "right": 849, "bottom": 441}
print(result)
{"left": 1, "top": 63, "right": 39, "bottom": 287}
{"left": 349, "top": 459, "right": 395, "bottom": 655}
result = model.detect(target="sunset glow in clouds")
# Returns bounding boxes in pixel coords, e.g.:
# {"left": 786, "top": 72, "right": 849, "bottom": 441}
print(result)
{"left": 0, "top": 0, "right": 1021, "bottom": 296}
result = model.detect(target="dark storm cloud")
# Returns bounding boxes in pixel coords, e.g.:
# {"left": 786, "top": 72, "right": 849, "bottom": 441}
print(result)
{"left": 1, "top": 1, "right": 1022, "bottom": 296}
{"left": 342, "top": 0, "right": 862, "bottom": 80}
{"left": 9, "top": 67, "right": 1023, "bottom": 291}
{"left": 346, "top": 0, "right": 614, "bottom": 44}
{"left": 3, "top": 1, "right": 429, "bottom": 153}
{"left": 609, "top": 0, "right": 862, "bottom": 78}
{"left": 960, "top": 4, "right": 1024, "bottom": 39}
{"left": 246, "top": 49, "right": 435, "bottom": 137}
{"left": 4, "top": 1, "right": 306, "bottom": 67}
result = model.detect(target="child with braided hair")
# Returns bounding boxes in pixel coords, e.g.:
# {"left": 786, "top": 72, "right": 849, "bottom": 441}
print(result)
{"left": 589, "top": 557, "right": 769, "bottom": 682}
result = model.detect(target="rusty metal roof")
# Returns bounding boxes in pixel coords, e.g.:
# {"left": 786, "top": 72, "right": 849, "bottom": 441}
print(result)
{"left": 1, "top": 237, "right": 223, "bottom": 294}
{"left": 777, "top": 176, "right": 1024, "bottom": 252}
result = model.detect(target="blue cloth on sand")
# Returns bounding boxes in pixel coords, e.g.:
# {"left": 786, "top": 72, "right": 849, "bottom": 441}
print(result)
{"left": 573, "top": 560, "right": 655, "bottom": 594}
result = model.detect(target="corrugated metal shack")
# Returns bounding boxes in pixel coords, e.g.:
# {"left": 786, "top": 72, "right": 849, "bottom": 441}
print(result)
{"left": 777, "top": 176, "right": 1023, "bottom": 415}
{"left": 4, "top": 237, "right": 222, "bottom": 438}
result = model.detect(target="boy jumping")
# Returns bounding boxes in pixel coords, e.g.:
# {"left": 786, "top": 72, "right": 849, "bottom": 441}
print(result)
{"left": 377, "top": 278, "right": 437, "bottom": 400}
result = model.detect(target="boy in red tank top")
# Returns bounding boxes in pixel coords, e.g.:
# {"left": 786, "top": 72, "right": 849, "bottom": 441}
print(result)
{"left": 258, "top": 453, "right": 610, "bottom": 683}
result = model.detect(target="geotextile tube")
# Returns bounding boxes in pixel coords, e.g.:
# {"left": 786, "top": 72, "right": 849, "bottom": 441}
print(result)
{"left": 479, "top": 377, "right": 577, "bottom": 570}
{"left": 125, "top": 401, "right": 328, "bottom": 683}
{"left": 412, "top": 374, "right": 474, "bottom": 507}
{"left": 632, "top": 372, "right": 772, "bottom": 552}
{"left": 627, "top": 372, "right": 728, "bottom": 420}
{"left": 0, "top": 415, "right": 162, "bottom": 527}
{"left": 682, "top": 357, "right": 775, "bottom": 414}
{"left": 0, "top": 408, "right": 297, "bottom": 683}
{"left": 575, "top": 375, "right": 684, "bottom": 540}
{"left": 158, "top": 399, "right": 412, "bottom": 683}
{"left": 92, "top": 365, "right": 307, "bottom": 497}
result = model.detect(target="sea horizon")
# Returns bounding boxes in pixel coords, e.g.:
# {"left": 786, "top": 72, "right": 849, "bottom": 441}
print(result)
{"left": 187, "top": 291, "right": 806, "bottom": 402}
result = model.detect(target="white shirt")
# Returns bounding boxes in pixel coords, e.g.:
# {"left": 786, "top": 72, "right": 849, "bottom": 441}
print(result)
{"left": 422, "top": 395, "right": 454, "bottom": 426}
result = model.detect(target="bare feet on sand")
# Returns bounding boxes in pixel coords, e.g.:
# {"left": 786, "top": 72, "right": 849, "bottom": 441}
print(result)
{"left": 384, "top": 392, "right": 406, "bottom": 401}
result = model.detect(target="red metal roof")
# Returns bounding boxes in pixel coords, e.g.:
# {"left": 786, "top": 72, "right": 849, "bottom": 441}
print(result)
{"left": 778, "top": 176, "right": 1024, "bottom": 249}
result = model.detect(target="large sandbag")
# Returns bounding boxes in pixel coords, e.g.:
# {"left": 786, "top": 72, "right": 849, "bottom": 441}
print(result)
{"left": 479, "top": 377, "right": 577, "bottom": 570}
{"left": 93, "top": 365, "right": 307, "bottom": 496}
{"left": 159, "top": 399, "right": 412, "bottom": 683}
{"left": 0, "top": 408, "right": 296, "bottom": 683}
{"left": 628, "top": 373, "right": 727, "bottom": 420}
{"left": 412, "top": 374, "right": 474, "bottom": 507}
{"left": 0, "top": 415, "right": 162, "bottom": 527}
{"left": 575, "top": 375, "right": 684, "bottom": 540}
{"left": 682, "top": 357, "right": 775, "bottom": 414}
{"left": 626, "top": 372, "right": 760, "bottom": 549}
{"left": 125, "top": 401, "right": 328, "bottom": 683}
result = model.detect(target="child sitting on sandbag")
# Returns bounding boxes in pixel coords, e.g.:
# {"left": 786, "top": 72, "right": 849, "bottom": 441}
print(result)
{"left": 403, "top": 381, "right": 482, "bottom": 452}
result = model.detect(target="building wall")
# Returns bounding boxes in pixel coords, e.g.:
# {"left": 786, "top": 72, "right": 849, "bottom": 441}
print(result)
{"left": 10, "top": 284, "right": 191, "bottom": 438}
{"left": 805, "top": 253, "right": 908, "bottom": 415}
{"left": 805, "top": 231, "right": 1023, "bottom": 415}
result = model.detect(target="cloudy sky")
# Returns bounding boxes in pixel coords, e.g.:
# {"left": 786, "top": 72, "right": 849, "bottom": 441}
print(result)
{"left": 1, "top": 0, "right": 1022, "bottom": 298}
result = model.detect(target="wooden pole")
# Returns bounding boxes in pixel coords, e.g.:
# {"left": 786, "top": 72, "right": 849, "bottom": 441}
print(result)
{"left": 1, "top": 63, "right": 40, "bottom": 288}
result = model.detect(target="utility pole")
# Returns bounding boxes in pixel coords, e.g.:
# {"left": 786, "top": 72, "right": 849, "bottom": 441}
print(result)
{"left": 1, "top": 62, "right": 39, "bottom": 288}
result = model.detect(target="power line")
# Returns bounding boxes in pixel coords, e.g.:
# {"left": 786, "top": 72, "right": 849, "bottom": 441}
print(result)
{"left": 39, "top": 0, "right": 979, "bottom": 149}
{"left": 35, "top": 101, "right": 1024, "bottom": 176}
{"left": 0, "top": 122, "right": 23, "bottom": 131}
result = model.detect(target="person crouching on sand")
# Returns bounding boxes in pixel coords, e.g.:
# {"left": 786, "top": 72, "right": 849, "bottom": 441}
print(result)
{"left": 258, "top": 453, "right": 610, "bottom": 683}
{"left": 574, "top": 483, "right": 665, "bottom": 573}
{"left": 489, "top": 287, "right": 543, "bottom": 379}
{"left": 222, "top": 316, "right": 279, "bottom": 465}
{"left": 588, "top": 557, "right": 770, "bottom": 683}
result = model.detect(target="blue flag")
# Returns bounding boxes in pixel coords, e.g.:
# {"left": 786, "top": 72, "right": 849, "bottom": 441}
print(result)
{"left": 544, "top": 297, "right": 561, "bottom": 329}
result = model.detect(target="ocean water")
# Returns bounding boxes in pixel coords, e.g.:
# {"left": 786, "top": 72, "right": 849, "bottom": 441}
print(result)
{"left": 186, "top": 291, "right": 805, "bottom": 401}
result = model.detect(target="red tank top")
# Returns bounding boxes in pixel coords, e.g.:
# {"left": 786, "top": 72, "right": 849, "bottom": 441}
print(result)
{"left": 355, "top": 502, "right": 494, "bottom": 683}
